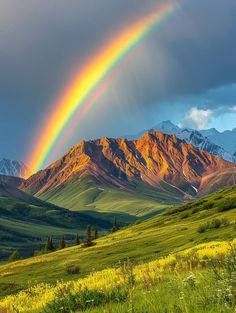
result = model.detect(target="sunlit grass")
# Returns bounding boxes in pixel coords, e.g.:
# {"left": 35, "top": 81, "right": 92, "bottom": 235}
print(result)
{"left": 0, "top": 239, "right": 235, "bottom": 313}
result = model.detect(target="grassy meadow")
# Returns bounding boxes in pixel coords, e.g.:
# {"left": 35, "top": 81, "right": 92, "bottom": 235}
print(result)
{"left": 0, "top": 239, "right": 235, "bottom": 312}
{"left": 0, "top": 185, "right": 235, "bottom": 311}
{"left": 38, "top": 176, "right": 181, "bottom": 220}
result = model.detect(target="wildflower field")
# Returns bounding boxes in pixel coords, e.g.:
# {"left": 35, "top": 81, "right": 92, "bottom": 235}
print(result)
{"left": 0, "top": 239, "right": 235, "bottom": 313}
{"left": 0, "top": 186, "right": 235, "bottom": 313}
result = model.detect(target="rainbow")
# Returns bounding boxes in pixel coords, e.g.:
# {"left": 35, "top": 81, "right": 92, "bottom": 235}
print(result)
{"left": 27, "top": 2, "right": 179, "bottom": 174}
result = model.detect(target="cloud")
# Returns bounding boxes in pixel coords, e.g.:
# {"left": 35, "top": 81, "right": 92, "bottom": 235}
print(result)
{"left": 1, "top": 0, "right": 236, "bottom": 160}
{"left": 230, "top": 105, "right": 236, "bottom": 112}
{"left": 180, "top": 107, "right": 213, "bottom": 130}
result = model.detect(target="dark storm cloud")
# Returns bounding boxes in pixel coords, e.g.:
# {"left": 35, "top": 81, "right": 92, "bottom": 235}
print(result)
{"left": 0, "top": 0, "right": 236, "bottom": 160}
{"left": 123, "top": 0, "right": 236, "bottom": 107}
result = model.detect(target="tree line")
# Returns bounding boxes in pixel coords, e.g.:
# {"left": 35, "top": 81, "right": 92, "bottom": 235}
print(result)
{"left": 44, "top": 225, "right": 98, "bottom": 252}
{"left": 8, "top": 219, "right": 119, "bottom": 262}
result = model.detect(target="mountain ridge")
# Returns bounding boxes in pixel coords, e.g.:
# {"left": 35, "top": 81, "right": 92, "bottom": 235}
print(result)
{"left": 128, "top": 120, "right": 236, "bottom": 162}
{"left": 21, "top": 131, "right": 236, "bottom": 211}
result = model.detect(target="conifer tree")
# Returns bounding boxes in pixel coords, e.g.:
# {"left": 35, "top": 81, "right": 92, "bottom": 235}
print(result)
{"left": 94, "top": 228, "right": 98, "bottom": 240}
{"left": 59, "top": 236, "right": 66, "bottom": 249}
{"left": 75, "top": 234, "right": 80, "bottom": 245}
{"left": 8, "top": 250, "right": 21, "bottom": 263}
{"left": 86, "top": 225, "right": 92, "bottom": 246}
{"left": 45, "top": 236, "right": 54, "bottom": 251}
{"left": 45, "top": 236, "right": 50, "bottom": 251}
{"left": 112, "top": 218, "right": 119, "bottom": 232}
{"left": 49, "top": 236, "right": 54, "bottom": 251}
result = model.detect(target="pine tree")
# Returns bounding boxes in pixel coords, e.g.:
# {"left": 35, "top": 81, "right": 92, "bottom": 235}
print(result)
{"left": 59, "top": 236, "right": 66, "bottom": 249}
{"left": 49, "top": 236, "right": 54, "bottom": 251}
{"left": 75, "top": 234, "right": 80, "bottom": 245}
{"left": 45, "top": 236, "right": 50, "bottom": 251}
{"left": 86, "top": 225, "right": 92, "bottom": 246}
{"left": 112, "top": 218, "right": 119, "bottom": 232}
{"left": 45, "top": 236, "right": 54, "bottom": 252}
{"left": 94, "top": 228, "right": 98, "bottom": 240}
{"left": 8, "top": 250, "right": 21, "bottom": 263}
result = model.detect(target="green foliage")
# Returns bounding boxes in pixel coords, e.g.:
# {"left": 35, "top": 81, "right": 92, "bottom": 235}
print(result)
{"left": 42, "top": 251, "right": 236, "bottom": 313}
{"left": 112, "top": 218, "right": 119, "bottom": 232}
{"left": 0, "top": 185, "right": 236, "bottom": 294}
{"left": 59, "top": 236, "right": 66, "bottom": 249}
{"left": 219, "top": 199, "right": 236, "bottom": 212}
{"left": 86, "top": 225, "right": 92, "bottom": 246}
{"left": 45, "top": 236, "right": 54, "bottom": 252}
{"left": 75, "top": 234, "right": 80, "bottom": 245}
{"left": 8, "top": 250, "right": 21, "bottom": 263}
{"left": 94, "top": 228, "right": 98, "bottom": 240}
{"left": 180, "top": 212, "right": 189, "bottom": 219}
{"left": 44, "top": 287, "right": 128, "bottom": 313}
{"left": 202, "top": 201, "right": 214, "bottom": 210}
{"left": 66, "top": 265, "right": 80, "bottom": 275}
{"left": 197, "top": 224, "right": 207, "bottom": 233}
{"left": 198, "top": 218, "right": 229, "bottom": 233}
{"left": 0, "top": 194, "right": 111, "bottom": 259}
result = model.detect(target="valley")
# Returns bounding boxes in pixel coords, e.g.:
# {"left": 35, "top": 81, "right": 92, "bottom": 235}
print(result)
{"left": 1, "top": 1, "right": 236, "bottom": 311}
{"left": 0, "top": 131, "right": 235, "bottom": 312}
{"left": 0, "top": 183, "right": 235, "bottom": 294}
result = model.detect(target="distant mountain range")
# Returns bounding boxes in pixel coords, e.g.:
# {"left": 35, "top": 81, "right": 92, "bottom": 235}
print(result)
{"left": 128, "top": 120, "right": 236, "bottom": 163}
{"left": 0, "top": 158, "right": 30, "bottom": 178}
{"left": 21, "top": 131, "right": 236, "bottom": 212}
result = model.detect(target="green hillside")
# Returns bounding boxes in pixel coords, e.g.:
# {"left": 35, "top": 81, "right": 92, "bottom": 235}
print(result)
{"left": 38, "top": 176, "right": 181, "bottom": 222}
{"left": 0, "top": 194, "right": 112, "bottom": 259}
{"left": 1, "top": 184, "right": 235, "bottom": 297}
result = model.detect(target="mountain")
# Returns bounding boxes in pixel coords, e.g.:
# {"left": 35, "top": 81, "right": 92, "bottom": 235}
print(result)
{"left": 0, "top": 159, "right": 30, "bottom": 178}
{"left": 200, "top": 127, "right": 219, "bottom": 137}
{"left": 21, "top": 132, "right": 236, "bottom": 213}
{"left": 130, "top": 121, "right": 236, "bottom": 163}
{"left": 201, "top": 128, "right": 236, "bottom": 156}
{"left": 0, "top": 174, "right": 24, "bottom": 188}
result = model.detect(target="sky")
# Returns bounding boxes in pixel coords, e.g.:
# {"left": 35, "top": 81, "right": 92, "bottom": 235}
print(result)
{"left": 1, "top": 0, "right": 236, "bottom": 164}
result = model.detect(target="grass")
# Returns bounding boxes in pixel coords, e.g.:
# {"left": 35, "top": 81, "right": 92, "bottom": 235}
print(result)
{"left": 0, "top": 174, "right": 185, "bottom": 258}
{"left": 38, "top": 176, "right": 181, "bottom": 220}
{"left": 0, "top": 239, "right": 235, "bottom": 312}
{"left": 0, "top": 184, "right": 235, "bottom": 296}
{"left": 0, "top": 195, "right": 112, "bottom": 259}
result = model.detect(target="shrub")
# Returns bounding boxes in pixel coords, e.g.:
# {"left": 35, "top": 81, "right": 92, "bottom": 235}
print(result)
{"left": 180, "top": 212, "right": 190, "bottom": 219}
{"left": 8, "top": 250, "right": 21, "bottom": 263}
{"left": 81, "top": 241, "right": 96, "bottom": 248}
{"left": 211, "top": 219, "right": 222, "bottom": 229}
{"left": 44, "top": 287, "right": 128, "bottom": 313}
{"left": 219, "top": 199, "right": 236, "bottom": 212}
{"left": 66, "top": 265, "right": 80, "bottom": 275}
{"left": 203, "top": 202, "right": 214, "bottom": 210}
{"left": 191, "top": 207, "right": 200, "bottom": 214}
{"left": 198, "top": 224, "right": 207, "bottom": 233}
{"left": 197, "top": 218, "right": 229, "bottom": 233}
{"left": 221, "top": 217, "right": 230, "bottom": 226}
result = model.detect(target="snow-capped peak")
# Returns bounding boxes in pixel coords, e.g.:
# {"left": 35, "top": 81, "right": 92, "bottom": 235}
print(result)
{"left": 0, "top": 159, "right": 30, "bottom": 178}
{"left": 128, "top": 121, "right": 236, "bottom": 163}
{"left": 200, "top": 128, "right": 219, "bottom": 137}
{"left": 154, "top": 120, "right": 180, "bottom": 134}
